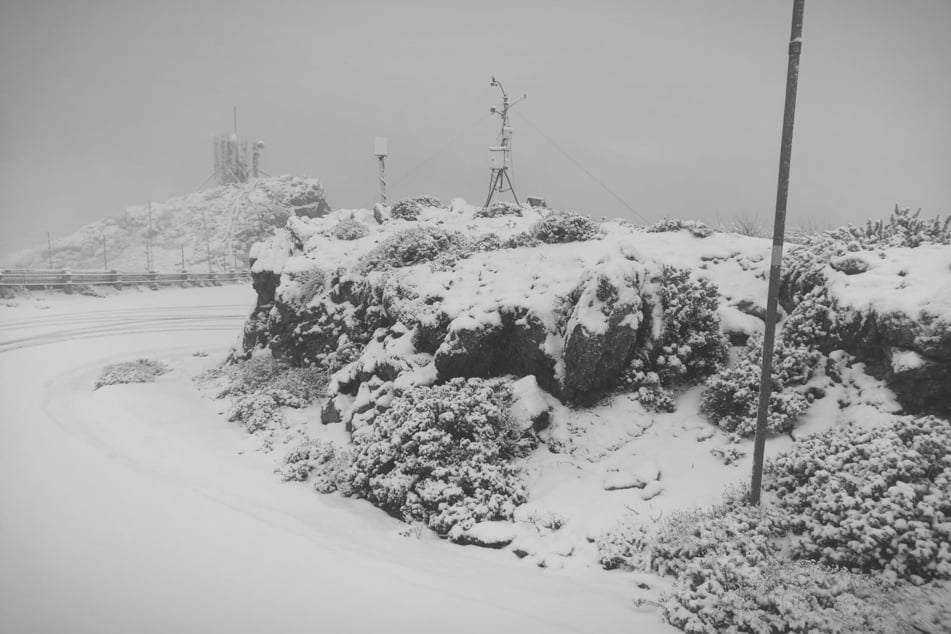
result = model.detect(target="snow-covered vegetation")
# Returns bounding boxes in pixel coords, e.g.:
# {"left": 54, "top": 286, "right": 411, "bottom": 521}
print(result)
{"left": 95, "top": 358, "right": 169, "bottom": 388}
{"left": 204, "top": 198, "right": 951, "bottom": 633}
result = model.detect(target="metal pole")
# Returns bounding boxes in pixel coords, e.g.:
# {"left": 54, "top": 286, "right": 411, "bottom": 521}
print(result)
{"left": 181, "top": 244, "right": 186, "bottom": 272}
{"left": 147, "top": 201, "right": 154, "bottom": 271}
{"left": 103, "top": 235, "right": 108, "bottom": 269}
{"left": 201, "top": 208, "right": 213, "bottom": 273}
{"left": 750, "top": 0, "right": 805, "bottom": 505}
{"left": 378, "top": 155, "right": 386, "bottom": 204}
{"left": 47, "top": 232, "right": 53, "bottom": 269}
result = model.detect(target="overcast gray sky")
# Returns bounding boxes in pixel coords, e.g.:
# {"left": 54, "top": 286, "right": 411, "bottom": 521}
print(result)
{"left": 1, "top": 0, "right": 949, "bottom": 255}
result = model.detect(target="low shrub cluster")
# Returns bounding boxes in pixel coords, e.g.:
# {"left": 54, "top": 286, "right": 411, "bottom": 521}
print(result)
{"left": 330, "top": 218, "right": 370, "bottom": 240}
{"left": 531, "top": 210, "right": 601, "bottom": 243}
{"left": 278, "top": 438, "right": 352, "bottom": 494}
{"left": 700, "top": 334, "right": 818, "bottom": 436}
{"left": 596, "top": 515, "right": 651, "bottom": 571}
{"left": 95, "top": 358, "right": 169, "bottom": 389}
{"left": 474, "top": 201, "right": 522, "bottom": 218}
{"left": 766, "top": 415, "right": 951, "bottom": 584}
{"left": 827, "top": 205, "right": 950, "bottom": 249}
{"left": 390, "top": 196, "right": 443, "bottom": 221}
{"left": 643, "top": 218, "right": 713, "bottom": 238}
{"left": 471, "top": 232, "right": 503, "bottom": 252}
{"left": 342, "top": 378, "right": 535, "bottom": 540}
{"left": 216, "top": 355, "right": 327, "bottom": 402}
{"left": 215, "top": 355, "right": 327, "bottom": 433}
{"left": 653, "top": 267, "right": 727, "bottom": 384}
{"left": 618, "top": 266, "right": 727, "bottom": 411}
{"left": 359, "top": 227, "right": 471, "bottom": 272}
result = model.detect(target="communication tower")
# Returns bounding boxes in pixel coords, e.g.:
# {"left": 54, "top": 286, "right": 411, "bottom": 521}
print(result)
{"left": 213, "top": 107, "right": 264, "bottom": 185}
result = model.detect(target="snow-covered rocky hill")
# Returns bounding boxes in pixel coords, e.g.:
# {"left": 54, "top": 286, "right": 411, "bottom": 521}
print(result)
{"left": 1, "top": 175, "right": 330, "bottom": 272}
{"left": 207, "top": 199, "right": 950, "bottom": 632}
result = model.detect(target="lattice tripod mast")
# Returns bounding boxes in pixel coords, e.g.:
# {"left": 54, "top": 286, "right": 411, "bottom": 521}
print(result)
{"left": 484, "top": 77, "right": 526, "bottom": 208}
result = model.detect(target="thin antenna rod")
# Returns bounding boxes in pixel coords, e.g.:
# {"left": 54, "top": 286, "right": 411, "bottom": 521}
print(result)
{"left": 233, "top": 106, "right": 238, "bottom": 135}
{"left": 750, "top": 0, "right": 806, "bottom": 505}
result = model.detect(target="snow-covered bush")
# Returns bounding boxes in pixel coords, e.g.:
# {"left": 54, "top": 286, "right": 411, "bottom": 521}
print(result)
{"left": 700, "top": 334, "right": 819, "bottom": 436}
{"left": 828, "top": 205, "right": 951, "bottom": 248}
{"left": 390, "top": 196, "right": 443, "bottom": 221}
{"left": 217, "top": 355, "right": 327, "bottom": 402}
{"left": 644, "top": 217, "right": 713, "bottom": 238}
{"left": 653, "top": 266, "right": 728, "bottom": 384}
{"left": 358, "top": 227, "right": 470, "bottom": 272}
{"left": 651, "top": 497, "right": 786, "bottom": 578}
{"left": 664, "top": 557, "right": 907, "bottom": 634}
{"left": 228, "top": 388, "right": 302, "bottom": 433}
{"left": 290, "top": 268, "right": 326, "bottom": 307}
{"left": 330, "top": 218, "right": 370, "bottom": 240}
{"left": 765, "top": 415, "right": 951, "bottom": 584}
{"left": 95, "top": 358, "right": 169, "bottom": 389}
{"left": 531, "top": 210, "right": 601, "bottom": 244}
{"left": 617, "top": 267, "right": 726, "bottom": 409}
{"left": 343, "top": 378, "right": 535, "bottom": 540}
{"left": 474, "top": 201, "right": 522, "bottom": 218}
{"left": 471, "top": 232, "right": 503, "bottom": 252}
{"left": 502, "top": 231, "right": 540, "bottom": 249}
{"left": 781, "top": 286, "right": 839, "bottom": 351}
{"left": 278, "top": 438, "right": 352, "bottom": 494}
{"left": 596, "top": 515, "right": 651, "bottom": 571}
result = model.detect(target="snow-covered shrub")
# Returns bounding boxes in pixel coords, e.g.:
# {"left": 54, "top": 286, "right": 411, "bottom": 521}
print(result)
{"left": 343, "top": 378, "right": 535, "bottom": 540}
{"left": 330, "top": 218, "right": 370, "bottom": 240}
{"left": 217, "top": 355, "right": 327, "bottom": 402}
{"left": 474, "top": 201, "right": 522, "bottom": 218}
{"left": 651, "top": 498, "right": 786, "bottom": 578}
{"left": 644, "top": 217, "right": 713, "bottom": 238}
{"left": 653, "top": 266, "right": 728, "bottom": 384}
{"left": 531, "top": 210, "right": 601, "bottom": 244}
{"left": 828, "top": 205, "right": 951, "bottom": 248}
{"left": 652, "top": 496, "right": 908, "bottom": 634}
{"left": 389, "top": 199, "right": 422, "bottom": 221}
{"left": 781, "top": 286, "right": 839, "bottom": 351}
{"left": 765, "top": 415, "right": 951, "bottom": 583}
{"left": 291, "top": 268, "right": 327, "bottom": 307}
{"left": 471, "top": 232, "right": 503, "bottom": 252}
{"left": 390, "top": 196, "right": 443, "bottom": 221}
{"left": 597, "top": 515, "right": 651, "bottom": 571}
{"left": 664, "top": 557, "right": 907, "bottom": 634}
{"left": 228, "top": 388, "right": 302, "bottom": 433}
{"left": 358, "top": 227, "right": 470, "bottom": 272}
{"left": 95, "top": 358, "right": 169, "bottom": 389}
{"left": 700, "top": 334, "right": 818, "bottom": 436}
{"left": 278, "top": 438, "right": 352, "bottom": 494}
{"left": 502, "top": 231, "right": 540, "bottom": 249}
{"left": 616, "top": 267, "right": 726, "bottom": 409}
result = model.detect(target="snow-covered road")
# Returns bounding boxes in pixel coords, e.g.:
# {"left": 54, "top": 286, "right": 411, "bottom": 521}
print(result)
{"left": 0, "top": 286, "right": 673, "bottom": 634}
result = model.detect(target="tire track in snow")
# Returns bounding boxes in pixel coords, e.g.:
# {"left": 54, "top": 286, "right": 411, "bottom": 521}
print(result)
{"left": 0, "top": 308, "right": 249, "bottom": 353}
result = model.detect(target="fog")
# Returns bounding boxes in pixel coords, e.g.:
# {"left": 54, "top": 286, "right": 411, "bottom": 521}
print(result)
{"left": 1, "top": 0, "right": 949, "bottom": 255}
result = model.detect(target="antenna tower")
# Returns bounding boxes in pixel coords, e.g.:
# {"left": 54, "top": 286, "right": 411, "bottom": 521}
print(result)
{"left": 484, "top": 77, "right": 526, "bottom": 208}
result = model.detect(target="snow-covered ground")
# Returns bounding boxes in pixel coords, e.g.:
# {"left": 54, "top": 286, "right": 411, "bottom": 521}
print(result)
{"left": 0, "top": 286, "right": 678, "bottom": 634}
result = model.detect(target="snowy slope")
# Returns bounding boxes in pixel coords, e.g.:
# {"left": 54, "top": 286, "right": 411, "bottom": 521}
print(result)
{"left": 0, "top": 175, "right": 330, "bottom": 272}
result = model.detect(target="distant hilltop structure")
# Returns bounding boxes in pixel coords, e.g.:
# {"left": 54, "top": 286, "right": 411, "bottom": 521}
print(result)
{"left": 213, "top": 108, "right": 264, "bottom": 185}
{"left": 214, "top": 134, "right": 264, "bottom": 185}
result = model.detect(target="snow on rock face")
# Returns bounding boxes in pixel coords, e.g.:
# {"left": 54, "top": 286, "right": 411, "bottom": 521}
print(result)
{"left": 563, "top": 255, "right": 647, "bottom": 396}
{"left": 457, "top": 521, "right": 520, "bottom": 549}
{"left": 510, "top": 375, "right": 553, "bottom": 432}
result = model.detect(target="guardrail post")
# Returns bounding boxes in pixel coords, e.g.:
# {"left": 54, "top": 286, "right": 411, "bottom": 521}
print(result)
{"left": 62, "top": 269, "right": 73, "bottom": 294}
{"left": 111, "top": 269, "right": 122, "bottom": 289}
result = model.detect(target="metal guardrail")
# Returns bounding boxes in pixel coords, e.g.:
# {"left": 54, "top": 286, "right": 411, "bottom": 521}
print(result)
{"left": 0, "top": 268, "right": 251, "bottom": 288}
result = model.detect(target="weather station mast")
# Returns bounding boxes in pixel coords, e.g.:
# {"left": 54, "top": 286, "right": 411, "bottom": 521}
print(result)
{"left": 484, "top": 77, "right": 526, "bottom": 207}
